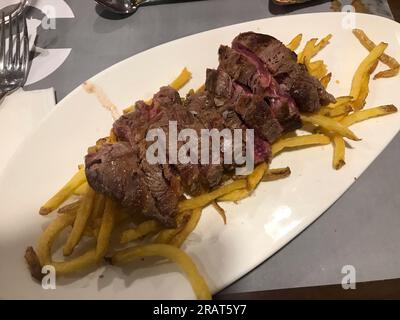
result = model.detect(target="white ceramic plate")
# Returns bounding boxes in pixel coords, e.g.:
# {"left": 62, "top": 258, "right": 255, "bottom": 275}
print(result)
{"left": 1, "top": 13, "right": 399, "bottom": 299}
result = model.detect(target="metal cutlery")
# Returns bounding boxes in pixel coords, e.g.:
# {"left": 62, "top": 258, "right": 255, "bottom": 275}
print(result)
{"left": 0, "top": 12, "right": 29, "bottom": 101}
{"left": 95, "top": 0, "right": 202, "bottom": 15}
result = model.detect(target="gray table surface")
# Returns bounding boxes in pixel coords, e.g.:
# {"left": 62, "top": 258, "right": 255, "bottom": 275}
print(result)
{"left": 23, "top": 0, "right": 400, "bottom": 295}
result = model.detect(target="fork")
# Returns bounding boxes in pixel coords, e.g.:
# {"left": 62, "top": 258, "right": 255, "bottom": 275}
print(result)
{"left": 0, "top": 12, "right": 29, "bottom": 101}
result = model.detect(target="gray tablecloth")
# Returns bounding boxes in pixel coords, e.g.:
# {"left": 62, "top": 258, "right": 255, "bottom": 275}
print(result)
{"left": 23, "top": 0, "right": 400, "bottom": 294}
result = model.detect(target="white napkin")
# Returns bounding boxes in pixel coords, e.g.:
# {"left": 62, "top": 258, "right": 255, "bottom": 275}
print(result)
{"left": 0, "top": 88, "right": 55, "bottom": 172}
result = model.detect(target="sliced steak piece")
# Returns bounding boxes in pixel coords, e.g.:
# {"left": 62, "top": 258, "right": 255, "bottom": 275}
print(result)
{"left": 140, "top": 158, "right": 181, "bottom": 224}
{"left": 232, "top": 32, "right": 335, "bottom": 113}
{"left": 206, "top": 67, "right": 283, "bottom": 143}
{"left": 152, "top": 87, "right": 225, "bottom": 194}
{"left": 217, "top": 46, "right": 301, "bottom": 132}
{"left": 185, "top": 92, "right": 226, "bottom": 188}
{"left": 85, "top": 142, "right": 177, "bottom": 227}
{"left": 205, "top": 68, "right": 272, "bottom": 163}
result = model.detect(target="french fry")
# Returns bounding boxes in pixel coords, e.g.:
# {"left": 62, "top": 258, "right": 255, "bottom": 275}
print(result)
{"left": 308, "top": 60, "right": 328, "bottom": 79}
{"left": 83, "top": 225, "right": 98, "bottom": 238}
{"left": 58, "top": 200, "right": 81, "bottom": 214}
{"left": 247, "top": 163, "right": 268, "bottom": 191}
{"left": 272, "top": 134, "right": 331, "bottom": 156}
{"left": 262, "top": 167, "right": 291, "bottom": 182}
{"left": 218, "top": 188, "right": 251, "bottom": 202}
{"left": 300, "top": 114, "right": 360, "bottom": 141}
{"left": 154, "top": 212, "right": 190, "bottom": 244}
{"left": 120, "top": 220, "right": 162, "bottom": 244}
{"left": 73, "top": 182, "right": 88, "bottom": 196}
{"left": 332, "top": 134, "right": 346, "bottom": 170}
{"left": 35, "top": 214, "right": 97, "bottom": 276}
{"left": 320, "top": 72, "right": 332, "bottom": 88}
{"left": 352, "top": 29, "right": 399, "bottom": 79}
{"left": 37, "top": 214, "right": 75, "bottom": 266}
{"left": 111, "top": 244, "right": 211, "bottom": 300}
{"left": 96, "top": 198, "right": 117, "bottom": 261}
{"left": 63, "top": 185, "right": 96, "bottom": 256}
{"left": 311, "top": 34, "right": 332, "bottom": 58}
{"left": 91, "top": 193, "right": 106, "bottom": 222}
{"left": 195, "top": 83, "right": 205, "bottom": 93}
{"left": 350, "top": 42, "right": 388, "bottom": 110}
{"left": 39, "top": 168, "right": 86, "bottom": 215}
{"left": 108, "top": 130, "right": 117, "bottom": 143}
{"left": 286, "top": 33, "right": 303, "bottom": 51}
{"left": 154, "top": 228, "right": 182, "bottom": 244}
{"left": 178, "top": 179, "right": 247, "bottom": 212}
{"left": 123, "top": 105, "right": 135, "bottom": 114}
{"left": 297, "top": 38, "right": 318, "bottom": 64}
{"left": 211, "top": 201, "right": 227, "bottom": 225}
{"left": 319, "top": 104, "right": 353, "bottom": 118}
{"left": 24, "top": 247, "right": 43, "bottom": 281}
{"left": 374, "top": 66, "right": 400, "bottom": 80}
{"left": 170, "top": 208, "right": 202, "bottom": 248}
{"left": 340, "top": 105, "right": 398, "bottom": 127}
{"left": 169, "top": 67, "right": 192, "bottom": 91}
{"left": 52, "top": 250, "right": 97, "bottom": 276}
{"left": 325, "top": 96, "right": 353, "bottom": 109}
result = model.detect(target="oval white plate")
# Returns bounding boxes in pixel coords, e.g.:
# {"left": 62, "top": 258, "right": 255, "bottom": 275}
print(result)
{"left": 1, "top": 13, "right": 399, "bottom": 299}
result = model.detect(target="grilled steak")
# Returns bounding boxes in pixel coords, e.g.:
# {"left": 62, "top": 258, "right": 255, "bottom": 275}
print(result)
{"left": 232, "top": 32, "right": 335, "bottom": 113}
{"left": 85, "top": 32, "right": 336, "bottom": 226}
{"left": 85, "top": 142, "right": 178, "bottom": 227}
{"left": 218, "top": 45, "right": 301, "bottom": 132}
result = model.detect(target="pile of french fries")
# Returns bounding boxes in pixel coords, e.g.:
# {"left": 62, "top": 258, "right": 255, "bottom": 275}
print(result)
{"left": 26, "top": 29, "right": 398, "bottom": 299}
{"left": 285, "top": 30, "right": 398, "bottom": 169}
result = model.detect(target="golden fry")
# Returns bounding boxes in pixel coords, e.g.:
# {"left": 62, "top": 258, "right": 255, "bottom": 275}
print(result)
{"left": 325, "top": 96, "right": 353, "bottom": 109}
{"left": 262, "top": 167, "right": 291, "bottom": 182}
{"left": 170, "top": 208, "right": 202, "bottom": 248}
{"left": 211, "top": 201, "right": 227, "bottom": 225}
{"left": 35, "top": 214, "right": 97, "bottom": 276}
{"left": 311, "top": 34, "right": 333, "bottom": 58}
{"left": 332, "top": 134, "right": 346, "bottom": 170}
{"left": 58, "top": 200, "right": 81, "bottom": 214}
{"left": 63, "top": 185, "right": 96, "bottom": 256}
{"left": 169, "top": 67, "right": 192, "bottom": 91}
{"left": 178, "top": 179, "right": 247, "bottom": 212}
{"left": 247, "top": 163, "right": 268, "bottom": 191}
{"left": 52, "top": 250, "right": 97, "bottom": 276}
{"left": 218, "top": 188, "right": 251, "bottom": 202}
{"left": 120, "top": 220, "right": 162, "bottom": 244}
{"left": 352, "top": 29, "right": 399, "bottom": 78}
{"left": 37, "top": 214, "right": 75, "bottom": 266}
{"left": 154, "top": 212, "right": 189, "bottom": 244}
{"left": 91, "top": 193, "right": 106, "bottom": 222}
{"left": 300, "top": 114, "right": 360, "bottom": 141}
{"left": 320, "top": 72, "right": 332, "bottom": 88}
{"left": 39, "top": 168, "right": 86, "bottom": 215}
{"left": 195, "top": 83, "right": 205, "bottom": 93}
{"left": 374, "top": 66, "right": 400, "bottom": 80}
{"left": 340, "top": 105, "right": 398, "bottom": 127}
{"left": 297, "top": 38, "right": 318, "bottom": 64}
{"left": 272, "top": 134, "right": 331, "bottom": 156}
{"left": 350, "top": 42, "right": 388, "bottom": 110}
{"left": 96, "top": 198, "right": 117, "bottom": 261}
{"left": 319, "top": 104, "right": 353, "bottom": 118}
{"left": 24, "top": 247, "right": 43, "bottom": 281}
{"left": 111, "top": 244, "right": 211, "bottom": 300}
{"left": 286, "top": 33, "right": 303, "bottom": 51}
{"left": 73, "top": 182, "right": 88, "bottom": 196}
{"left": 308, "top": 60, "right": 328, "bottom": 79}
